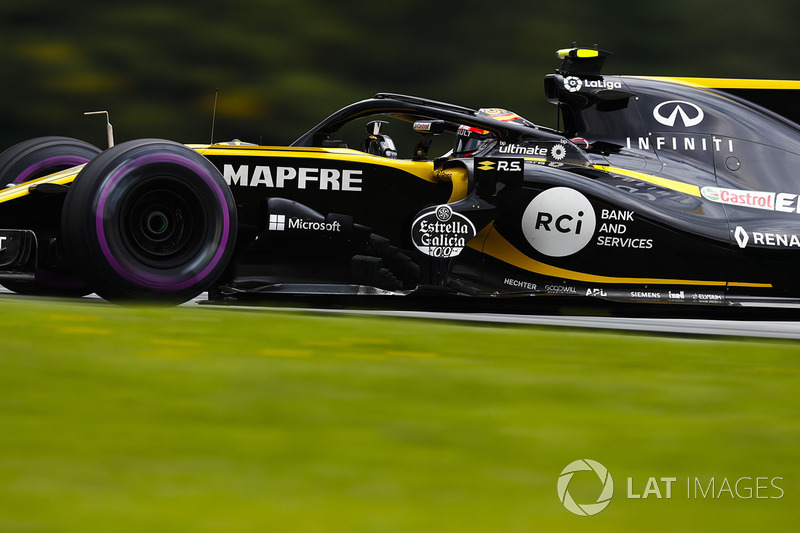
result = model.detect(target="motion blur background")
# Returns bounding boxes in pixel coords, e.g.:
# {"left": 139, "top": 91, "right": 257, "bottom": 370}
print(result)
{"left": 2, "top": 0, "right": 799, "bottom": 149}
{"left": 2, "top": 3, "right": 800, "bottom": 531}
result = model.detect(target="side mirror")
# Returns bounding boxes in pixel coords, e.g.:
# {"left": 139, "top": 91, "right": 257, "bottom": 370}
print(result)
{"left": 412, "top": 120, "right": 446, "bottom": 160}
{"left": 366, "top": 120, "right": 389, "bottom": 136}
{"left": 413, "top": 120, "right": 446, "bottom": 135}
{"left": 84, "top": 111, "right": 115, "bottom": 148}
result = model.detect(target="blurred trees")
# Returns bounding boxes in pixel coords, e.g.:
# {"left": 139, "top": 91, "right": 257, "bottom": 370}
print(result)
{"left": 1, "top": 0, "right": 799, "bottom": 149}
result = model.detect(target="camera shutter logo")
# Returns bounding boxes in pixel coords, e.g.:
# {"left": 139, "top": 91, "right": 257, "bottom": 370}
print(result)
{"left": 557, "top": 459, "right": 614, "bottom": 516}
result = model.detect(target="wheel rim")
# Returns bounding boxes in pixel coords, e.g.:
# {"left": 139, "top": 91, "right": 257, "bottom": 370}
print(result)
{"left": 120, "top": 178, "right": 206, "bottom": 270}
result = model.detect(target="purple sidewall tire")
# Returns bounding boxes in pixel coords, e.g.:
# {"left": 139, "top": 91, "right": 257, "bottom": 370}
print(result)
{"left": 0, "top": 136, "right": 100, "bottom": 187}
{"left": 61, "top": 139, "right": 237, "bottom": 303}
{"left": 94, "top": 153, "right": 232, "bottom": 292}
{"left": 14, "top": 155, "right": 91, "bottom": 184}
{"left": 0, "top": 137, "right": 100, "bottom": 296}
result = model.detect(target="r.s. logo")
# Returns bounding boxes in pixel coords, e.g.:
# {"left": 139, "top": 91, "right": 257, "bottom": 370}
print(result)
{"left": 476, "top": 160, "right": 522, "bottom": 172}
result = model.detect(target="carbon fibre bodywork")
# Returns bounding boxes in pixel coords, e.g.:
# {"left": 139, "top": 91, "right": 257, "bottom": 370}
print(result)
{"left": 2, "top": 47, "right": 800, "bottom": 306}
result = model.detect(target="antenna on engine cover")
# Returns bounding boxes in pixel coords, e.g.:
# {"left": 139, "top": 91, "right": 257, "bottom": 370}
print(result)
{"left": 210, "top": 88, "right": 219, "bottom": 145}
{"left": 84, "top": 111, "right": 114, "bottom": 148}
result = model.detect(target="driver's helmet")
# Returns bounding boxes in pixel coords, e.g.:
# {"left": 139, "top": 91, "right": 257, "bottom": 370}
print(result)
{"left": 455, "top": 108, "right": 536, "bottom": 156}
{"left": 454, "top": 125, "right": 492, "bottom": 157}
{"left": 476, "top": 108, "right": 536, "bottom": 127}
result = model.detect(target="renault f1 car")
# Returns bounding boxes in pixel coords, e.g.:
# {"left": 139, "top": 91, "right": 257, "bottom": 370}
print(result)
{"left": 2, "top": 47, "right": 800, "bottom": 307}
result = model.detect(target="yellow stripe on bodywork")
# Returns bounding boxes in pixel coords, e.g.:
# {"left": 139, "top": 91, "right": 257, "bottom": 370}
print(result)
{"left": 0, "top": 146, "right": 443, "bottom": 204}
{"left": 633, "top": 76, "right": 800, "bottom": 90}
{"left": 593, "top": 164, "right": 702, "bottom": 197}
{"left": 193, "top": 145, "right": 437, "bottom": 183}
{"left": 439, "top": 166, "right": 469, "bottom": 203}
{"left": 0, "top": 165, "right": 85, "bottom": 204}
{"left": 468, "top": 223, "right": 772, "bottom": 288}
{"left": 515, "top": 157, "right": 701, "bottom": 198}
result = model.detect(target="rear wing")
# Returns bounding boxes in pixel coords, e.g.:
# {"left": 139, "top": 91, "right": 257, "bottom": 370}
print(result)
{"left": 637, "top": 77, "right": 800, "bottom": 127}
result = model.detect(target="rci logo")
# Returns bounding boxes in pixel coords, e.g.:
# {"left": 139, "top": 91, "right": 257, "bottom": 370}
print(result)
{"left": 521, "top": 187, "right": 596, "bottom": 257}
{"left": 557, "top": 459, "right": 614, "bottom": 516}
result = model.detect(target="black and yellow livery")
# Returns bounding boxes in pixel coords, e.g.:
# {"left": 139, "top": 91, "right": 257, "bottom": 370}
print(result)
{"left": 1, "top": 47, "right": 800, "bottom": 307}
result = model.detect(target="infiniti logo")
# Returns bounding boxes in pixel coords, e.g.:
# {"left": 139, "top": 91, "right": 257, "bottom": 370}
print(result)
{"left": 653, "top": 100, "right": 705, "bottom": 128}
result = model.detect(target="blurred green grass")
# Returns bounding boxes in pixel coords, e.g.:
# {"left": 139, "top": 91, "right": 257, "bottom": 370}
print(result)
{"left": 0, "top": 297, "right": 797, "bottom": 532}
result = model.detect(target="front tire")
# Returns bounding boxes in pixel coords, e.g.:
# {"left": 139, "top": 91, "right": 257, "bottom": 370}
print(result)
{"left": 0, "top": 136, "right": 100, "bottom": 187}
{"left": 0, "top": 136, "right": 100, "bottom": 296}
{"left": 62, "top": 139, "right": 238, "bottom": 303}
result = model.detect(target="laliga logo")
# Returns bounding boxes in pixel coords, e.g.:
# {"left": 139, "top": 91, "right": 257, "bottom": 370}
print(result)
{"left": 558, "top": 459, "right": 614, "bottom": 516}
{"left": 653, "top": 100, "right": 705, "bottom": 128}
{"left": 564, "top": 76, "right": 583, "bottom": 93}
